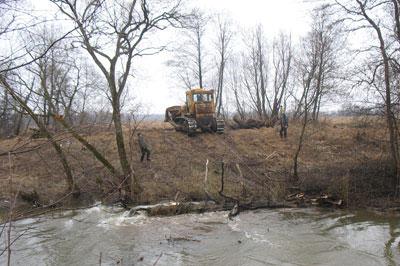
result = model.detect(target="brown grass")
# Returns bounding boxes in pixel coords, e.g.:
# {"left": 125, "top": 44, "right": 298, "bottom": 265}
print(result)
{"left": 0, "top": 116, "right": 397, "bottom": 216}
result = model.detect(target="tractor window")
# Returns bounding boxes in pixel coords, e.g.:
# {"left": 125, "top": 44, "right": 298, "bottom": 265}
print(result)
{"left": 193, "top": 93, "right": 213, "bottom": 102}
{"left": 193, "top": 94, "right": 203, "bottom": 102}
{"left": 203, "top": 94, "right": 213, "bottom": 102}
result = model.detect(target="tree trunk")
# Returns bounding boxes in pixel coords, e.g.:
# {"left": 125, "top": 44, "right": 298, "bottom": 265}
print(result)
{"left": 113, "top": 104, "right": 130, "bottom": 171}
{"left": 197, "top": 31, "right": 203, "bottom": 88}
{"left": 293, "top": 91, "right": 309, "bottom": 181}
{"left": 357, "top": 0, "right": 400, "bottom": 195}
{"left": 111, "top": 94, "right": 142, "bottom": 199}
{"left": 0, "top": 75, "right": 79, "bottom": 196}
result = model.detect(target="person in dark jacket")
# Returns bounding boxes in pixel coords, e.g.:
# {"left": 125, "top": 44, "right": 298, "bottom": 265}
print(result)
{"left": 138, "top": 132, "right": 151, "bottom": 162}
{"left": 280, "top": 113, "right": 289, "bottom": 138}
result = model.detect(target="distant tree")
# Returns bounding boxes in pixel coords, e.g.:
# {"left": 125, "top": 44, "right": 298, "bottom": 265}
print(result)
{"left": 227, "top": 58, "right": 247, "bottom": 120}
{"left": 242, "top": 25, "right": 269, "bottom": 120}
{"left": 310, "top": 5, "right": 344, "bottom": 121}
{"left": 213, "top": 14, "right": 233, "bottom": 116}
{"left": 169, "top": 9, "right": 208, "bottom": 90}
{"left": 270, "top": 32, "right": 293, "bottom": 121}
{"left": 292, "top": 5, "right": 344, "bottom": 121}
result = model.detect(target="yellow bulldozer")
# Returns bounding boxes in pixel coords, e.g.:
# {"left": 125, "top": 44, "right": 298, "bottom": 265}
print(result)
{"left": 164, "top": 88, "right": 224, "bottom": 136}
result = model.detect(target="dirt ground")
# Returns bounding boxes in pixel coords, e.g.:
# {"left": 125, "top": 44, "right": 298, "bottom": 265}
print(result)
{"left": 0, "top": 116, "right": 399, "bottom": 219}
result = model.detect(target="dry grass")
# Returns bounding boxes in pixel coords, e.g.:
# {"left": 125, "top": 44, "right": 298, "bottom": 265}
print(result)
{"left": 0, "top": 116, "right": 396, "bottom": 214}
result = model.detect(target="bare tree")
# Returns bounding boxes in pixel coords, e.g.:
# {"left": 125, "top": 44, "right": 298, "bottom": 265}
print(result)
{"left": 310, "top": 5, "right": 344, "bottom": 121}
{"left": 293, "top": 29, "right": 320, "bottom": 180}
{"left": 214, "top": 14, "right": 233, "bottom": 116}
{"left": 169, "top": 9, "right": 208, "bottom": 89}
{"left": 336, "top": 0, "right": 399, "bottom": 195}
{"left": 270, "top": 32, "right": 293, "bottom": 121}
{"left": 0, "top": 74, "right": 79, "bottom": 195}
{"left": 242, "top": 25, "right": 269, "bottom": 120}
{"left": 0, "top": 1, "right": 80, "bottom": 194}
{"left": 228, "top": 58, "right": 247, "bottom": 120}
{"left": 51, "top": 0, "right": 185, "bottom": 198}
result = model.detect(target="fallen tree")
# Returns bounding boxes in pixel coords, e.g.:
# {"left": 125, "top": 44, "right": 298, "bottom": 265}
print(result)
{"left": 229, "top": 114, "right": 274, "bottom": 129}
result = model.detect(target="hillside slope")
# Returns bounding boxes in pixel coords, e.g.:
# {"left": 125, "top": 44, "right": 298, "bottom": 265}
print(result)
{"left": 0, "top": 117, "right": 397, "bottom": 214}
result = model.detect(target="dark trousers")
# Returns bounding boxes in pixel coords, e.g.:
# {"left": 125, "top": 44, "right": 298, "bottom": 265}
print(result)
{"left": 280, "top": 126, "right": 287, "bottom": 138}
{"left": 140, "top": 148, "right": 151, "bottom": 162}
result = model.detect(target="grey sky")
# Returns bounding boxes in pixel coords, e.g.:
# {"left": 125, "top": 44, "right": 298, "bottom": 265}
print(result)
{"left": 30, "top": 0, "right": 316, "bottom": 114}
{"left": 134, "top": 0, "right": 314, "bottom": 114}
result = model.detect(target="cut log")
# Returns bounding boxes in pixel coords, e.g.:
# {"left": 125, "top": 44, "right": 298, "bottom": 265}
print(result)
{"left": 128, "top": 201, "right": 219, "bottom": 217}
{"left": 231, "top": 115, "right": 273, "bottom": 129}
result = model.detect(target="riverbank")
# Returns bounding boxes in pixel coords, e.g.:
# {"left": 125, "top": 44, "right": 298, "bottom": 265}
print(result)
{"left": 1, "top": 116, "right": 399, "bottom": 221}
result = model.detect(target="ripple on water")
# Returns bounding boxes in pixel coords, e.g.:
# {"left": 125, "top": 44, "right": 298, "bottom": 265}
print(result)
{"left": 97, "top": 210, "right": 149, "bottom": 228}
{"left": 64, "top": 219, "right": 74, "bottom": 229}
{"left": 2, "top": 207, "right": 399, "bottom": 266}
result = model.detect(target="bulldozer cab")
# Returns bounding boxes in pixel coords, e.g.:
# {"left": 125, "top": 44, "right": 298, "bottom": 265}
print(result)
{"left": 185, "top": 88, "right": 215, "bottom": 116}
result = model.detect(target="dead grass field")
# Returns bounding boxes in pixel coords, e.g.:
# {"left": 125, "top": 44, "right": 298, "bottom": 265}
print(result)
{"left": 0, "top": 115, "right": 398, "bottom": 216}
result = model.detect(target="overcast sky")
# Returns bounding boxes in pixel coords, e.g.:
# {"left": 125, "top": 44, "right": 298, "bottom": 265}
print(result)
{"left": 32, "top": 0, "right": 317, "bottom": 114}
{"left": 134, "top": 0, "right": 315, "bottom": 114}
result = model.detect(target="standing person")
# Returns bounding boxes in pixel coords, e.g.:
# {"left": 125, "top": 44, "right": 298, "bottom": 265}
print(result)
{"left": 138, "top": 132, "right": 151, "bottom": 162}
{"left": 280, "top": 112, "right": 289, "bottom": 139}
{"left": 279, "top": 105, "right": 285, "bottom": 117}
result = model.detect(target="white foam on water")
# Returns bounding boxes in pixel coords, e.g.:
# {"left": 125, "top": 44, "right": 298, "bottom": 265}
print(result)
{"left": 393, "top": 235, "right": 400, "bottom": 248}
{"left": 228, "top": 217, "right": 241, "bottom": 232}
{"left": 226, "top": 215, "right": 277, "bottom": 246}
{"left": 16, "top": 217, "right": 37, "bottom": 226}
{"left": 97, "top": 210, "right": 149, "bottom": 228}
{"left": 83, "top": 205, "right": 101, "bottom": 214}
{"left": 244, "top": 231, "right": 275, "bottom": 246}
{"left": 64, "top": 219, "right": 74, "bottom": 229}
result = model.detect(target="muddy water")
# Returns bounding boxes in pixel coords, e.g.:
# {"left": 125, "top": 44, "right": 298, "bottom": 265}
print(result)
{"left": 1, "top": 206, "right": 399, "bottom": 266}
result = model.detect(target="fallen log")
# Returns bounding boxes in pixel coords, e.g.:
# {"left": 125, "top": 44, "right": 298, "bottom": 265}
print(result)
{"left": 128, "top": 201, "right": 219, "bottom": 217}
{"left": 229, "top": 114, "right": 277, "bottom": 129}
{"left": 230, "top": 115, "right": 266, "bottom": 129}
{"left": 286, "top": 192, "right": 343, "bottom": 208}
{"left": 313, "top": 194, "right": 343, "bottom": 207}
{"left": 127, "top": 200, "right": 294, "bottom": 218}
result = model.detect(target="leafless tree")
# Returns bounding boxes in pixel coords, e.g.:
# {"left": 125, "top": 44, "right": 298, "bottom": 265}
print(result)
{"left": 336, "top": 0, "right": 400, "bottom": 195}
{"left": 293, "top": 29, "right": 320, "bottom": 181}
{"left": 310, "top": 5, "right": 344, "bottom": 121}
{"left": 0, "top": 75, "right": 79, "bottom": 195}
{"left": 242, "top": 25, "right": 269, "bottom": 120}
{"left": 50, "top": 0, "right": 186, "bottom": 198}
{"left": 169, "top": 8, "right": 208, "bottom": 90}
{"left": 213, "top": 14, "right": 233, "bottom": 116}
{"left": 228, "top": 58, "right": 247, "bottom": 120}
{"left": 0, "top": 1, "right": 80, "bottom": 194}
{"left": 270, "top": 32, "right": 293, "bottom": 121}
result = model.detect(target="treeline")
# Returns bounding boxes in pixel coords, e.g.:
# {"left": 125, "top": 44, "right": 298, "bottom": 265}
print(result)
{"left": 1, "top": 0, "right": 400, "bottom": 199}
{"left": 169, "top": 5, "right": 345, "bottom": 124}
